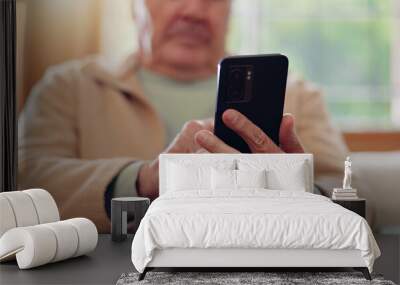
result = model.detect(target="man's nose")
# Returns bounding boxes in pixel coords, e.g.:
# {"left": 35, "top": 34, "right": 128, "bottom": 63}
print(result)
{"left": 179, "top": 0, "right": 208, "bottom": 20}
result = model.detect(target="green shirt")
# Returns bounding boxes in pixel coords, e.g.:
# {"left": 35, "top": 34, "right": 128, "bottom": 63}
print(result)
{"left": 137, "top": 68, "right": 217, "bottom": 144}
{"left": 111, "top": 68, "right": 217, "bottom": 198}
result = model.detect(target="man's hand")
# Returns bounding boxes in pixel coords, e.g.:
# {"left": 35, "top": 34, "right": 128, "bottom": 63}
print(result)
{"left": 137, "top": 109, "right": 304, "bottom": 199}
{"left": 136, "top": 119, "right": 214, "bottom": 199}
{"left": 194, "top": 109, "right": 304, "bottom": 154}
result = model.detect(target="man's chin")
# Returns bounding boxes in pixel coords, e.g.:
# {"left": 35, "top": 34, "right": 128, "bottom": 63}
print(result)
{"left": 160, "top": 44, "right": 211, "bottom": 67}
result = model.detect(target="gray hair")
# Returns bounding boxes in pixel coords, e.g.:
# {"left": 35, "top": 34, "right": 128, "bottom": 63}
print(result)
{"left": 132, "top": 0, "right": 152, "bottom": 54}
{"left": 132, "top": 0, "right": 146, "bottom": 21}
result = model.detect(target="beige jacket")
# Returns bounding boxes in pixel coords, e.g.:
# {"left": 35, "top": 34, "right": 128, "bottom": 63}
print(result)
{"left": 18, "top": 54, "right": 348, "bottom": 232}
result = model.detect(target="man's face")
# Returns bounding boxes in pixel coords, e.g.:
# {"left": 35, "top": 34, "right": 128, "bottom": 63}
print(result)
{"left": 138, "top": 0, "right": 231, "bottom": 71}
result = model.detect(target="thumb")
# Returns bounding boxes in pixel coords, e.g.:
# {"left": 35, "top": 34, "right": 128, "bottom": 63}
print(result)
{"left": 279, "top": 113, "right": 304, "bottom": 153}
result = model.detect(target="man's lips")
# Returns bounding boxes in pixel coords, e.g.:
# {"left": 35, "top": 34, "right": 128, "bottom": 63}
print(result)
{"left": 169, "top": 32, "right": 209, "bottom": 46}
{"left": 165, "top": 20, "right": 212, "bottom": 46}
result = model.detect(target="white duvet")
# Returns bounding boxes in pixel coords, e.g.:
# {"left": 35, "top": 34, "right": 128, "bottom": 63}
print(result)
{"left": 131, "top": 190, "right": 380, "bottom": 273}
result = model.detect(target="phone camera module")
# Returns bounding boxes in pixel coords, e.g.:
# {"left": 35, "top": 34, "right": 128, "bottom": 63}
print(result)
{"left": 226, "top": 65, "right": 253, "bottom": 103}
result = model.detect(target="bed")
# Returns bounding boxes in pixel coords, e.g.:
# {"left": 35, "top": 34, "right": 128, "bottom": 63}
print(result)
{"left": 131, "top": 154, "right": 380, "bottom": 281}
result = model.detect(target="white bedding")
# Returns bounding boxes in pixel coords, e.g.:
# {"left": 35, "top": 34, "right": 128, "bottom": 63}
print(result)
{"left": 131, "top": 190, "right": 380, "bottom": 273}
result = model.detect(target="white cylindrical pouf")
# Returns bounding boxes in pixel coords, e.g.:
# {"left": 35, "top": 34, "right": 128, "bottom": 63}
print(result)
{"left": 23, "top": 189, "right": 60, "bottom": 224}
{"left": 42, "top": 220, "right": 79, "bottom": 262}
{"left": 0, "top": 219, "right": 97, "bottom": 269}
{"left": 0, "top": 192, "right": 39, "bottom": 227}
{"left": 66, "top": 218, "right": 98, "bottom": 257}
{"left": 0, "top": 196, "right": 17, "bottom": 237}
{"left": 0, "top": 226, "right": 57, "bottom": 269}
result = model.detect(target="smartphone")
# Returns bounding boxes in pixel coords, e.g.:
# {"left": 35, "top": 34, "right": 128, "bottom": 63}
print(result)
{"left": 214, "top": 54, "right": 289, "bottom": 153}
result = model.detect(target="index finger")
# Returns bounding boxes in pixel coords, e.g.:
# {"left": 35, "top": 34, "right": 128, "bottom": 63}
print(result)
{"left": 222, "top": 109, "right": 282, "bottom": 153}
{"left": 194, "top": 130, "right": 240, "bottom": 154}
{"left": 201, "top": 118, "right": 214, "bottom": 132}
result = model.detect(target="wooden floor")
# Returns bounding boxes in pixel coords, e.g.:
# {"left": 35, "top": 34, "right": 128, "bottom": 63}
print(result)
{"left": 374, "top": 234, "right": 400, "bottom": 284}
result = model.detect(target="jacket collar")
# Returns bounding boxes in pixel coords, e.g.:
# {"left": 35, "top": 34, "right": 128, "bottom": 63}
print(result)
{"left": 82, "top": 52, "right": 148, "bottom": 103}
{"left": 81, "top": 53, "right": 167, "bottom": 147}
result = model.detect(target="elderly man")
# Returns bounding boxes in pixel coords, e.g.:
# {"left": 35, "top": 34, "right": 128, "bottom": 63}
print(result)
{"left": 18, "top": 0, "right": 348, "bottom": 232}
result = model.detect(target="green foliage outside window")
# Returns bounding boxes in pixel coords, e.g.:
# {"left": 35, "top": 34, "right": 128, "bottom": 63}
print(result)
{"left": 227, "top": 0, "right": 397, "bottom": 130}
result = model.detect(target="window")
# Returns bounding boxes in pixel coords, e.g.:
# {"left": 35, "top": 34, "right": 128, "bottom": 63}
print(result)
{"left": 227, "top": 0, "right": 400, "bottom": 130}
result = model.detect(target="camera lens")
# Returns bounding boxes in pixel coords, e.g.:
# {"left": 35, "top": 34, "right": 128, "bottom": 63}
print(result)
{"left": 227, "top": 68, "right": 245, "bottom": 101}
{"left": 230, "top": 69, "right": 242, "bottom": 81}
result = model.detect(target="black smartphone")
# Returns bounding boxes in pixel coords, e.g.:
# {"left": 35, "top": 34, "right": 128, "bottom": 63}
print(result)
{"left": 214, "top": 54, "right": 289, "bottom": 153}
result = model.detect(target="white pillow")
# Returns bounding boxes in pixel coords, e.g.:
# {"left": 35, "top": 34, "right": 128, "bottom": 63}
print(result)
{"left": 167, "top": 162, "right": 210, "bottom": 191}
{"left": 238, "top": 160, "right": 308, "bottom": 191}
{"left": 267, "top": 164, "right": 307, "bottom": 191}
{"left": 166, "top": 160, "right": 236, "bottom": 192}
{"left": 211, "top": 169, "right": 268, "bottom": 190}
{"left": 236, "top": 169, "right": 267, "bottom": 189}
{"left": 211, "top": 168, "right": 236, "bottom": 190}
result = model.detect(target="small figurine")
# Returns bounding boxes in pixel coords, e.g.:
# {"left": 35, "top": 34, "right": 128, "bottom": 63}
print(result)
{"left": 343, "top": 156, "right": 352, "bottom": 190}
{"left": 332, "top": 157, "right": 357, "bottom": 199}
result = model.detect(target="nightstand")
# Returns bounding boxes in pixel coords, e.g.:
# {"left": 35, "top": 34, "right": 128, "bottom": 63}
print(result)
{"left": 332, "top": 198, "right": 366, "bottom": 218}
{"left": 111, "top": 197, "right": 150, "bottom": 242}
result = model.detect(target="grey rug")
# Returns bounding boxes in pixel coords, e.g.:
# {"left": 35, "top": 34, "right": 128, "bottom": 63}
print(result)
{"left": 117, "top": 272, "right": 396, "bottom": 285}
